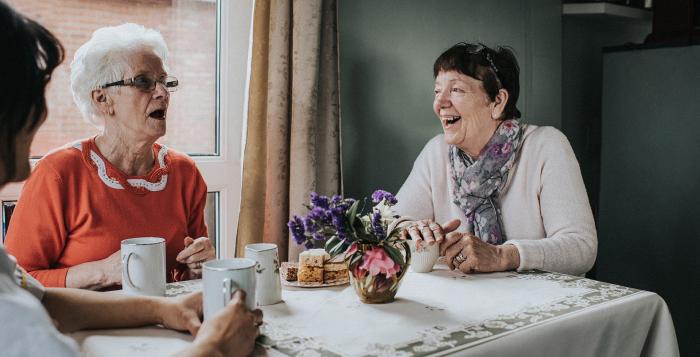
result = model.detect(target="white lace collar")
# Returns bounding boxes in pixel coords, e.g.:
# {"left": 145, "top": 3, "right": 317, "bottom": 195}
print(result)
{"left": 72, "top": 140, "right": 169, "bottom": 192}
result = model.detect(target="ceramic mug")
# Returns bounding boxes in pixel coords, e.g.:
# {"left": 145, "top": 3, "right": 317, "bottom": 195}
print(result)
{"left": 121, "top": 237, "right": 166, "bottom": 296}
{"left": 203, "top": 258, "right": 257, "bottom": 320}
{"left": 245, "top": 243, "right": 282, "bottom": 306}
{"left": 408, "top": 240, "right": 440, "bottom": 273}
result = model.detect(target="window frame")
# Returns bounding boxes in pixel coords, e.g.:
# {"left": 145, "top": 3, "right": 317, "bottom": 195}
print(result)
{"left": 0, "top": 0, "right": 254, "bottom": 259}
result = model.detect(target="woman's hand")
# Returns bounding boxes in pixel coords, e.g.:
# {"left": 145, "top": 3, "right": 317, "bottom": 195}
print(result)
{"left": 440, "top": 232, "right": 520, "bottom": 273}
{"left": 180, "top": 290, "right": 263, "bottom": 357}
{"left": 400, "top": 218, "right": 461, "bottom": 250}
{"left": 157, "top": 292, "right": 203, "bottom": 336}
{"left": 176, "top": 237, "right": 216, "bottom": 278}
{"left": 66, "top": 250, "right": 123, "bottom": 290}
{"left": 98, "top": 250, "right": 124, "bottom": 286}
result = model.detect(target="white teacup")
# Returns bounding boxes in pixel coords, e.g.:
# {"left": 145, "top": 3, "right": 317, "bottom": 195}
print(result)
{"left": 121, "top": 237, "right": 166, "bottom": 296}
{"left": 245, "top": 243, "right": 282, "bottom": 306}
{"left": 203, "top": 258, "right": 257, "bottom": 320}
{"left": 408, "top": 240, "right": 439, "bottom": 273}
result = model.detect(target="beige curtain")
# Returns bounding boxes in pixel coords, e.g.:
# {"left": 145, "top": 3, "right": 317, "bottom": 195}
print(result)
{"left": 236, "top": 0, "right": 341, "bottom": 262}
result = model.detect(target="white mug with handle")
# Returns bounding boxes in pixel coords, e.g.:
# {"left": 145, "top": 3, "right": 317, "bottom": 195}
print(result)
{"left": 203, "top": 258, "right": 257, "bottom": 320}
{"left": 408, "top": 239, "right": 440, "bottom": 273}
{"left": 121, "top": 237, "right": 166, "bottom": 296}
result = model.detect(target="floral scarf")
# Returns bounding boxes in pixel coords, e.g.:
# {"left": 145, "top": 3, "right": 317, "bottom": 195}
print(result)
{"left": 448, "top": 119, "right": 525, "bottom": 245}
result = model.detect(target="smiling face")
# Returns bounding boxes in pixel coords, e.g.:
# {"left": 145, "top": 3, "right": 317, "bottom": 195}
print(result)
{"left": 105, "top": 50, "right": 170, "bottom": 142}
{"left": 433, "top": 70, "right": 499, "bottom": 152}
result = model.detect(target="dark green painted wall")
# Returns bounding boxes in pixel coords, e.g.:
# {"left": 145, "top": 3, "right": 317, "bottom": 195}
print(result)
{"left": 562, "top": 16, "right": 650, "bottom": 216}
{"left": 598, "top": 45, "right": 700, "bottom": 357}
{"left": 338, "top": 0, "right": 561, "bottom": 198}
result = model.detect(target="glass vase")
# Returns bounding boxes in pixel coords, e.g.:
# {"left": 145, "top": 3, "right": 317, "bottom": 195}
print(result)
{"left": 347, "top": 243, "right": 411, "bottom": 304}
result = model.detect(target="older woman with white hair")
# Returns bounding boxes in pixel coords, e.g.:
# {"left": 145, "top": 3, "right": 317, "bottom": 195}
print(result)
{"left": 5, "top": 23, "right": 215, "bottom": 289}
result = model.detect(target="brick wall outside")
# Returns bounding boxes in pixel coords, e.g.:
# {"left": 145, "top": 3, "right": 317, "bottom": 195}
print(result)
{"left": 8, "top": 0, "right": 217, "bottom": 156}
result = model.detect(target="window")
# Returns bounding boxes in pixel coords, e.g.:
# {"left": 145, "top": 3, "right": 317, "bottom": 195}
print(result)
{"left": 8, "top": 0, "right": 217, "bottom": 156}
{"left": 0, "top": 0, "right": 253, "bottom": 258}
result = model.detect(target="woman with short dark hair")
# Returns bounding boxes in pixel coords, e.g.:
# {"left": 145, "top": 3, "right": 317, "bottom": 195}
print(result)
{"left": 397, "top": 42, "right": 597, "bottom": 276}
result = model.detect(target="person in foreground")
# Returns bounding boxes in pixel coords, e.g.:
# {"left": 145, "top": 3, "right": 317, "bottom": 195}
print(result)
{"left": 0, "top": 2, "right": 261, "bottom": 356}
{"left": 4, "top": 21, "right": 215, "bottom": 289}
{"left": 397, "top": 42, "right": 596, "bottom": 276}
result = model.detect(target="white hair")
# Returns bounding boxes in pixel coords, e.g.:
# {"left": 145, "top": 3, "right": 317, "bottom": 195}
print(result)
{"left": 70, "top": 23, "right": 169, "bottom": 127}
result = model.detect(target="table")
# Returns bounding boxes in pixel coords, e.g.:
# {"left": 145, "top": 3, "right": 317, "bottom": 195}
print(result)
{"left": 70, "top": 266, "right": 679, "bottom": 356}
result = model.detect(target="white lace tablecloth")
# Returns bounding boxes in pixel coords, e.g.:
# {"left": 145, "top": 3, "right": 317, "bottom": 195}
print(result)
{"left": 70, "top": 266, "right": 679, "bottom": 357}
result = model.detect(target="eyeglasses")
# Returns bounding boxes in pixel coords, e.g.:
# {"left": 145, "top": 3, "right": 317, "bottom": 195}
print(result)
{"left": 460, "top": 42, "right": 502, "bottom": 88}
{"left": 463, "top": 43, "right": 498, "bottom": 73}
{"left": 101, "top": 75, "right": 179, "bottom": 92}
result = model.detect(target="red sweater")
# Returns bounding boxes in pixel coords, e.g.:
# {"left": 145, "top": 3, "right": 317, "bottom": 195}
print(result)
{"left": 5, "top": 137, "right": 208, "bottom": 287}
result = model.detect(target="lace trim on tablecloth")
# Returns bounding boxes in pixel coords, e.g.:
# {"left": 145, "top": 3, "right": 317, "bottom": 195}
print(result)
{"left": 163, "top": 271, "right": 639, "bottom": 357}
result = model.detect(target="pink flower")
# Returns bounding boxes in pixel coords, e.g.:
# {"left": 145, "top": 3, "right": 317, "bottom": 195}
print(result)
{"left": 352, "top": 263, "right": 368, "bottom": 280}
{"left": 346, "top": 242, "right": 358, "bottom": 256}
{"left": 359, "top": 246, "right": 401, "bottom": 278}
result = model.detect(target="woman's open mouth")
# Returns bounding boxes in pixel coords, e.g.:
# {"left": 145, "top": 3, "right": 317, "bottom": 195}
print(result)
{"left": 148, "top": 109, "right": 166, "bottom": 120}
{"left": 442, "top": 116, "right": 461, "bottom": 127}
{"left": 446, "top": 116, "right": 461, "bottom": 125}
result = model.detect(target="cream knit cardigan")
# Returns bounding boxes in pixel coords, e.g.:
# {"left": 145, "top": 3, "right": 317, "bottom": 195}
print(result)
{"left": 394, "top": 125, "right": 597, "bottom": 276}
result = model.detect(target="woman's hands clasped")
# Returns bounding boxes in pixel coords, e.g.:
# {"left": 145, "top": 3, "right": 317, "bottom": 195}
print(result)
{"left": 440, "top": 232, "right": 520, "bottom": 273}
{"left": 400, "top": 218, "right": 461, "bottom": 250}
{"left": 400, "top": 217, "right": 521, "bottom": 274}
{"left": 177, "top": 236, "right": 216, "bottom": 278}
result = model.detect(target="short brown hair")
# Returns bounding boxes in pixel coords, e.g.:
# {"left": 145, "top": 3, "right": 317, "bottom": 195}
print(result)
{"left": 433, "top": 42, "right": 521, "bottom": 119}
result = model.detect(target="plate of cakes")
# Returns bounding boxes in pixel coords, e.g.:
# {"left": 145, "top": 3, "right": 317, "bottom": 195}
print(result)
{"left": 280, "top": 248, "right": 349, "bottom": 287}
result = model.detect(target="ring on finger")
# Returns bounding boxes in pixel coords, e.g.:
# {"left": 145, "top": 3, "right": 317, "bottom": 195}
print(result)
{"left": 453, "top": 252, "right": 467, "bottom": 266}
{"left": 193, "top": 261, "right": 202, "bottom": 269}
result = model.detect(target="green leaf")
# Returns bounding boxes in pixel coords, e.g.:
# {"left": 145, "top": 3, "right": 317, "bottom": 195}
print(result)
{"left": 400, "top": 241, "right": 411, "bottom": 267}
{"left": 349, "top": 252, "right": 363, "bottom": 266}
{"left": 325, "top": 236, "right": 349, "bottom": 258}
{"left": 347, "top": 200, "right": 360, "bottom": 236}
{"left": 383, "top": 244, "right": 404, "bottom": 266}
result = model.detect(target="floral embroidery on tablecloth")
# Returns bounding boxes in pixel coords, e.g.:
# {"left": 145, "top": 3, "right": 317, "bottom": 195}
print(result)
{"left": 162, "top": 271, "right": 639, "bottom": 357}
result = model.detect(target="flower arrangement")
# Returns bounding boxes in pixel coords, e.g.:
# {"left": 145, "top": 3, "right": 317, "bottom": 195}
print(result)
{"left": 287, "top": 190, "right": 411, "bottom": 303}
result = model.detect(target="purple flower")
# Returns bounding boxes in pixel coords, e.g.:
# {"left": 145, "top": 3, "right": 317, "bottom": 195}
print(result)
{"left": 310, "top": 192, "right": 330, "bottom": 209}
{"left": 371, "top": 190, "right": 397, "bottom": 205}
{"left": 370, "top": 209, "right": 385, "bottom": 237}
{"left": 330, "top": 207, "right": 348, "bottom": 235}
{"left": 287, "top": 215, "right": 306, "bottom": 245}
{"left": 307, "top": 206, "right": 329, "bottom": 224}
{"left": 334, "top": 197, "right": 354, "bottom": 212}
{"left": 302, "top": 216, "right": 318, "bottom": 233}
{"left": 337, "top": 231, "right": 347, "bottom": 242}
{"left": 312, "top": 232, "right": 326, "bottom": 241}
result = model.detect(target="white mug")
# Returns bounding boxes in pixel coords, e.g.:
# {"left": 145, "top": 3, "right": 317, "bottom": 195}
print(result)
{"left": 408, "top": 240, "right": 439, "bottom": 273}
{"left": 203, "top": 258, "right": 257, "bottom": 320}
{"left": 121, "top": 237, "right": 166, "bottom": 296}
{"left": 245, "top": 243, "right": 282, "bottom": 306}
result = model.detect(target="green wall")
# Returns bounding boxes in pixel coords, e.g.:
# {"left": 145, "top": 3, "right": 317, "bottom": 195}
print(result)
{"left": 562, "top": 16, "right": 650, "bottom": 216}
{"left": 338, "top": 0, "right": 562, "bottom": 198}
{"left": 598, "top": 44, "right": 700, "bottom": 357}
